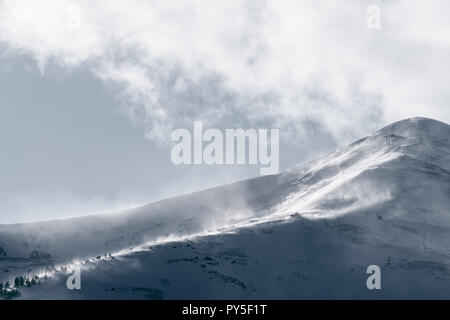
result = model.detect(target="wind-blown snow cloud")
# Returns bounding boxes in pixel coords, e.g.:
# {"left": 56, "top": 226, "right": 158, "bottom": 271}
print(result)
{"left": 0, "top": 0, "right": 449, "bottom": 143}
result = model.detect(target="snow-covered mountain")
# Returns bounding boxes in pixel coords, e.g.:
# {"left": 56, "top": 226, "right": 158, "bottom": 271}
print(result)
{"left": 1, "top": 117, "right": 449, "bottom": 299}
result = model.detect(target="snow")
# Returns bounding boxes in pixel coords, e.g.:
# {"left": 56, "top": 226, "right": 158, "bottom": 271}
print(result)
{"left": 1, "top": 117, "right": 449, "bottom": 299}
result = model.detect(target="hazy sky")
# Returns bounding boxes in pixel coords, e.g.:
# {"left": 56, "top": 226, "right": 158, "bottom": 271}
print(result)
{"left": 0, "top": 0, "right": 449, "bottom": 223}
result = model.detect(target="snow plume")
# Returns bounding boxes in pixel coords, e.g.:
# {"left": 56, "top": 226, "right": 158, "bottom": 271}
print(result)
{"left": 1, "top": 0, "right": 450, "bottom": 143}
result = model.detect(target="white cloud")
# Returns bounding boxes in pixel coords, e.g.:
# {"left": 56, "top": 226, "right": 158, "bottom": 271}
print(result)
{"left": 0, "top": 0, "right": 449, "bottom": 143}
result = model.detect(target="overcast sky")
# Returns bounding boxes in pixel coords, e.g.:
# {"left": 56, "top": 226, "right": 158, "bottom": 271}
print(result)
{"left": 0, "top": 0, "right": 449, "bottom": 223}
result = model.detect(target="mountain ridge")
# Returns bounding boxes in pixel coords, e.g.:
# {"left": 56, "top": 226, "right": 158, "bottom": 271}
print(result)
{"left": 0, "top": 117, "right": 448, "bottom": 259}
{"left": 0, "top": 117, "right": 449, "bottom": 299}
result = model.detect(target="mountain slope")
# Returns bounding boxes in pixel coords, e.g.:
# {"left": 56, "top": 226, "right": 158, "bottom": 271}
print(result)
{"left": 0, "top": 117, "right": 449, "bottom": 299}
